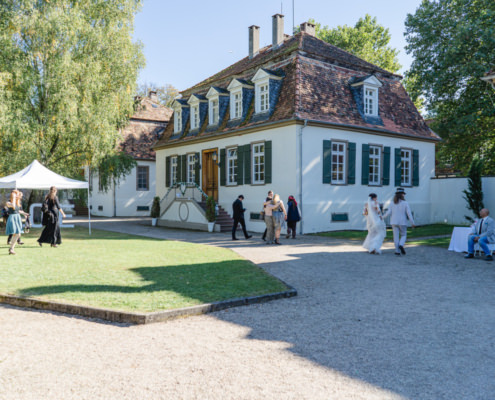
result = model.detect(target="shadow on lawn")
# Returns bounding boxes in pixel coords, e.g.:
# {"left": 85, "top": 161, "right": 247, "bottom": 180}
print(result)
{"left": 17, "top": 261, "right": 285, "bottom": 303}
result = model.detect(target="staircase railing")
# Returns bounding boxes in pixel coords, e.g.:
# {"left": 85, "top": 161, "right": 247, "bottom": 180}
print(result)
{"left": 159, "top": 182, "right": 209, "bottom": 217}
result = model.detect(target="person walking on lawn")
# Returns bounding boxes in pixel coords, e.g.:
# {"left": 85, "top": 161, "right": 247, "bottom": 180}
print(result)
{"left": 232, "top": 195, "right": 252, "bottom": 241}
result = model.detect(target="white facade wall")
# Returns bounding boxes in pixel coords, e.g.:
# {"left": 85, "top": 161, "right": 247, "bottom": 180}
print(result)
{"left": 430, "top": 177, "right": 495, "bottom": 225}
{"left": 156, "top": 123, "right": 437, "bottom": 233}
{"left": 299, "top": 125, "right": 436, "bottom": 233}
{"left": 156, "top": 125, "right": 299, "bottom": 233}
{"left": 90, "top": 161, "right": 156, "bottom": 217}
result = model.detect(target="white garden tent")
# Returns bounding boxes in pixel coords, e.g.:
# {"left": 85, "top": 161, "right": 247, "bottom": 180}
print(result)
{"left": 0, "top": 160, "right": 91, "bottom": 233}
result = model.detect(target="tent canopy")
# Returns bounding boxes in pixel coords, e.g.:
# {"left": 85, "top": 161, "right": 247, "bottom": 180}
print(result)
{"left": 0, "top": 160, "right": 88, "bottom": 190}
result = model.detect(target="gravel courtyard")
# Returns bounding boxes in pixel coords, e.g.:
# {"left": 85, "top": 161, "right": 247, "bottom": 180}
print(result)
{"left": 1, "top": 218, "right": 494, "bottom": 399}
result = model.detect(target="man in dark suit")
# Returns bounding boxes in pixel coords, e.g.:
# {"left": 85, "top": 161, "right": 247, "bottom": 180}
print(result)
{"left": 232, "top": 195, "right": 252, "bottom": 240}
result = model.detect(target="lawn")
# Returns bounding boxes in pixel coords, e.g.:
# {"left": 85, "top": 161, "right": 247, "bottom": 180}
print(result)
{"left": 317, "top": 223, "right": 458, "bottom": 243}
{"left": 0, "top": 227, "right": 288, "bottom": 312}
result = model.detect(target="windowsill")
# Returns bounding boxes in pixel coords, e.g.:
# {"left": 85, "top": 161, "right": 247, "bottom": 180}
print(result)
{"left": 255, "top": 110, "right": 270, "bottom": 115}
{"left": 368, "top": 183, "right": 382, "bottom": 187}
{"left": 251, "top": 182, "right": 266, "bottom": 186}
{"left": 330, "top": 182, "right": 347, "bottom": 186}
{"left": 137, "top": 189, "right": 150, "bottom": 192}
{"left": 226, "top": 183, "right": 239, "bottom": 187}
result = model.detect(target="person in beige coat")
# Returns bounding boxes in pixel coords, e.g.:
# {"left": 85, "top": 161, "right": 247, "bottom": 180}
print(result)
{"left": 383, "top": 188, "right": 415, "bottom": 256}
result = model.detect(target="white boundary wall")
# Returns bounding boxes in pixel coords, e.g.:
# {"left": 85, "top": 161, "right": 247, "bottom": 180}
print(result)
{"left": 430, "top": 177, "right": 495, "bottom": 225}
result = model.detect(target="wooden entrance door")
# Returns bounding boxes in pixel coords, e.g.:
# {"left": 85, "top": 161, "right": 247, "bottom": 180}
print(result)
{"left": 202, "top": 148, "right": 219, "bottom": 201}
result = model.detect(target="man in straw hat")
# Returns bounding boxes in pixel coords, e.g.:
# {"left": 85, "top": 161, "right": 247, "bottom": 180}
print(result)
{"left": 383, "top": 188, "right": 416, "bottom": 256}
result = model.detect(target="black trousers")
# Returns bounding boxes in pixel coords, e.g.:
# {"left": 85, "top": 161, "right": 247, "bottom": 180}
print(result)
{"left": 232, "top": 216, "right": 249, "bottom": 239}
{"left": 287, "top": 221, "right": 297, "bottom": 237}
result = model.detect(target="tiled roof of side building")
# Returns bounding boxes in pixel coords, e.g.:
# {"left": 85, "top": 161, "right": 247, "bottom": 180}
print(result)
{"left": 155, "top": 31, "right": 439, "bottom": 149}
{"left": 120, "top": 121, "right": 167, "bottom": 160}
{"left": 132, "top": 96, "right": 173, "bottom": 122}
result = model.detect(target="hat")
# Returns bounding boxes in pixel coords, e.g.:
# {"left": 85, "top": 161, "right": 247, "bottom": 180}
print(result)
{"left": 395, "top": 187, "right": 406, "bottom": 195}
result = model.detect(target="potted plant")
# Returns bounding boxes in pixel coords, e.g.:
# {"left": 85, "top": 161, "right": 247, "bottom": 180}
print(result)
{"left": 150, "top": 196, "right": 160, "bottom": 226}
{"left": 205, "top": 196, "right": 216, "bottom": 232}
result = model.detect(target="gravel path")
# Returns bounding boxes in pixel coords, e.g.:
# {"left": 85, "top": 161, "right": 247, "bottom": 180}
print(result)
{"left": 1, "top": 218, "right": 494, "bottom": 399}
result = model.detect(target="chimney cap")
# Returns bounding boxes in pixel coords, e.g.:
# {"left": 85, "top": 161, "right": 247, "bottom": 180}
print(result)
{"left": 272, "top": 13, "right": 284, "bottom": 18}
{"left": 249, "top": 25, "right": 260, "bottom": 29}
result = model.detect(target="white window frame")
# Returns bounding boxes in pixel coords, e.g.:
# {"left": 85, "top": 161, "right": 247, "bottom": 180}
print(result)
{"left": 252, "top": 142, "right": 265, "bottom": 184}
{"left": 226, "top": 147, "right": 238, "bottom": 185}
{"left": 331, "top": 141, "right": 346, "bottom": 184}
{"left": 231, "top": 90, "right": 242, "bottom": 119}
{"left": 170, "top": 156, "right": 178, "bottom": 186}
{"left": 401, "top": 148, "right": 412, "bottom": 186}
{"left": 364, "top": 86, "right": 378, "bottom": 116}
{"left": 369, "top": 145, "right": 381, "bottom": 186}
{"left": 187, "top": 154, "right": 196, "bottom": 184}
{"left": 173, "top": 108, "right": 182, "bottom": 133}
{"left": 255, "top": 82, "right": 269, "bottom": 113}
{"left": 190, "top": 105, "right": 199, "bottom": 130}
{"left": 209, "top": 98, "right": 219, "bottom": 125}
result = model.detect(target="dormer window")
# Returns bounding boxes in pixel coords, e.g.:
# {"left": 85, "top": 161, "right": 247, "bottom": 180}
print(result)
{"left": 252, "top": 68, "right": 282, "bottom": 114}
{"left": 210, "top": 99, "right": 219, "bottom": 124}
{"left": 259, "top": 84, "right": 269, "bottom": 112}
{"left": 174, "top": 109, "right": 182, "bottom": 133}
{"left": 227, "top": 79, "right": 253, "bottom": 121}
{"left": 191, "top": 105, "right": 199, "bottom": 129}
{"left": 364, "top": 87, "right": 377, "bottom": 116}
{"left": 350, "top": 75, "right": 383, "bottom": 119}
{"left": 232, "top": 91, "right": 242, "bottom": 119}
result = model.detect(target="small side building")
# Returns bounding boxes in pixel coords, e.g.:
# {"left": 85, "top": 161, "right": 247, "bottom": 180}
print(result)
{"left": 91, "top": 92, "right": 172, "bottom": 217}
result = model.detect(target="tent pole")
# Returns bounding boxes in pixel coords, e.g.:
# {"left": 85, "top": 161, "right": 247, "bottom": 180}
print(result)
{"left": 88, "top": 187, "right": 91, "bottom": 235}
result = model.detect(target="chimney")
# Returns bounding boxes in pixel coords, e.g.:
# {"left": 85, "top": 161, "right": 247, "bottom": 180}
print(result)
{"left": 148, "top": 90, "right": 158, "bottom": 103}
{"left": 249, "top": 25, "right": 260, "bottom": 59}
{"left": 272, "top": 14, "right": 284, "bottom": 48}
{"left": 300, "top": 21, "right": 316, "bottom": 37}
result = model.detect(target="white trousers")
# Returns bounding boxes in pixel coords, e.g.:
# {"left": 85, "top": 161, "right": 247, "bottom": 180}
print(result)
{"left": 392, "top": 225, "right": 407, "bottom": 252}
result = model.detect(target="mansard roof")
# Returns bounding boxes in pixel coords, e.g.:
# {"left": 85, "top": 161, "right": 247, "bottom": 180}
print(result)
{"left": 155, "top": 31, "right": 439, "bottom": 149}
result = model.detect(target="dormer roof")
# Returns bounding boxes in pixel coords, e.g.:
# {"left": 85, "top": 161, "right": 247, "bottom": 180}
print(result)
{"left": 187, "top": 94, "right": 208, "bottom": 105}
{"left": 350, "top": 75, "right": 383, "bottom": 88}
{"left": 252, "top": 68, "right": 283, "bottom": 82}
{"left": 206, "top": 87, "right": 230, "bottom": 98}
{"left": 227, "top": 78, "right": 254, "bottom": 91}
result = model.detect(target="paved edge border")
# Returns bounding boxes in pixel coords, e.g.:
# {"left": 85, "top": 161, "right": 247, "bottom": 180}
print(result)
{"left": 0, "top": 285, "right": 297, "bottom": 325}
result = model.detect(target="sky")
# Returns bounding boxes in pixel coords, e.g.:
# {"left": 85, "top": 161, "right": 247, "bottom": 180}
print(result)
{"left": 134, "top": 0, "right": 423, "bottom": 92}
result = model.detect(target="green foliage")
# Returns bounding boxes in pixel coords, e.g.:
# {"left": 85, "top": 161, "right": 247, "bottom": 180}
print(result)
{"left": 97, "top": 152, "right": 137, "bottom": 193}
{"left": 205, "top": 196, "right": 216, "bottom": 223}
{"left": 136, "top": 82, "right": 179, "bottom": 107}
{"left": 404, "top": 0, "right": 495, "bottom": 174}
{"left": 0, "top": 0, "right": 145, "bottom": 178}
{"left": 150, "top": 196, "right": 160, "bottom": 218}
{"left": 304, "top": 15, "right": 401, "bottom": 74}
{"left": 463, "top": 158, "right": 485, "bottom": 222}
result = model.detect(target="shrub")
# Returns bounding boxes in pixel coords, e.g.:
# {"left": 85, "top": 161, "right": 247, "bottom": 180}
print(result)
{"left": 205, "top": 196, "right": 216, "bottom": 222}
{"left": 150, "top": 196, "right": 161, "bottom": 218}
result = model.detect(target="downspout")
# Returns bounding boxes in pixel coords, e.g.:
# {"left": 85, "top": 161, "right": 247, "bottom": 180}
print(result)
{"left": 299, "top": 119, "right": 308, "bottom": 234}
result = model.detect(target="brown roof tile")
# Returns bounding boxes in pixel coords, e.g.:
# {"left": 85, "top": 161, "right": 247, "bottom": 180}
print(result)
{"left": 155, "top": 32, "right": 439, "bottom": 149}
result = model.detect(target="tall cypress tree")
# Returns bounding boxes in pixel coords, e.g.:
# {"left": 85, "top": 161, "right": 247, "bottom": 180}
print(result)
{"left": 463, "top": 158, "right": 485, "bottom": 222}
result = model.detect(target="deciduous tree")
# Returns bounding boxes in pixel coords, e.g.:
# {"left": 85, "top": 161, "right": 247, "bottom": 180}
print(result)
{"left": 308, "top": 15, "right": 401, "bottom": 74}
{"left": 405, "top": 0, "right": 495, "bottom": 174}
{"left": 0, "top": 0, "right": 145, "bottom": 177}
{"left": 136, "top": 82, "right": 179, "bottom": 107}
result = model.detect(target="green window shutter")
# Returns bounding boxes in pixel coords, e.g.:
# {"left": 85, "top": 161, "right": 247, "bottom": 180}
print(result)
{"left": 244, "top": 144, "right": 252, "bottom": 185}
{"left": 220, "top": 148, "right": 226, "bottom": 186}
{"left": 180, "top": 155, "right": 187, "bottom": 182}
{"left": 413, "top": 149, "right": 419, "bottom": 186}
{"left": 194, "top": 153, "right": 200, "bottom": 185}
{"left": 165, "top": 156, "right": 171, "bottom": 187}
{"left": 383, "top": 146, "right": 390, "bottom": 185}
{"left": 322, "top": 140, "right": 332, "bottom": 184}
{"left": 264, "top": 141, "right": 272, "bottom": 184}
{"left": 237, "top": 146, "right": 244, "bottom": 185}
{"left": 347, "top": 142, "right": 356, "bottom": 184}
{"left": 361, "top": 144, "right": 370, "bottom": 185}
{"left": 394, "top": 148, "right": 402, "bottom": 187}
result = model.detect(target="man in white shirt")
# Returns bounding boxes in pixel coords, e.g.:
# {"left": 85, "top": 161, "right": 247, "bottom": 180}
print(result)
{"left": 465, "top": 208, "right": 495, "bottom": 261}
{"left": 383, "top": 188, "right": 416, "bottom": 256}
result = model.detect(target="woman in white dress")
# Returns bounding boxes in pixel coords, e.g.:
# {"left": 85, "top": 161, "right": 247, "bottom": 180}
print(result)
{"left": 363, "top": 193, "right": 386, "bottom": 254}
